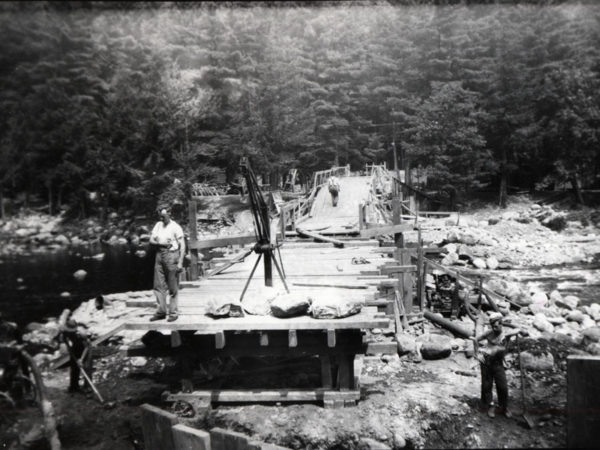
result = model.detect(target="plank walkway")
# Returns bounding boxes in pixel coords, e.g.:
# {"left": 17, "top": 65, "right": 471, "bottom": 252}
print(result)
{"left": 299, "top": 176, "right": 372, "bottom": 234}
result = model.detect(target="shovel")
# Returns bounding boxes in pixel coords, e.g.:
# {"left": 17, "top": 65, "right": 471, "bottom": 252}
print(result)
{"left": 64, "top": 337, "right": 104, "bottom": 404}
{"left": 516, "top": 336, "right": 535, "bottom": 429}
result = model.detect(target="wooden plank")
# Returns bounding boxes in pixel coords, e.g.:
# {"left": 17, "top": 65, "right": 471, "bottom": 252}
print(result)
{"left": 124, "top": 314, "right": 390, "bottom": 332}
{"left": 210, "top": 428, "right": 249, "bottom": 450}
{"left": 359, "top": 223, "right": 414, "bottom": 238}
{"left": 364, "top": 341, "right": 397, "bottom": 355}
{"left": 140, "top": 404, "right": 179, "bottom": 450}
{"left": 296, "top": 227, "right": 345, "bottom": 248}
{"left": 168, "top": 389, "right": 360, "bottom": 403}
{"left": 398, "top": 249, "right": 414, "bottom": 315}
{"left": 292, "top": 282, "right": 368, "bottom": 289}
{"left": 189, "top": 235, "right": 256, "bottom": 250}
{"left": 206, "top": 248, "right": 253, "bottom": 277}
{"left": 172, "top": 424, "right": 211, "bottom": 450}
{"left": 567, "top": 356, "right": 600, "bottom": 448}
{"left": 380, "top": 265, "right": 416, "bottom": 275}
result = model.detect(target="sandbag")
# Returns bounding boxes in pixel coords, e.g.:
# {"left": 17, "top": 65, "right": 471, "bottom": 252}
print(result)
{"left": 270, "top": 293, "right": 311, "bottom": 318}
{"left": 310, "top": 297, "right": 362, "bottom": 319}
{"left": 206, "top": 298, "right": 244, "bottom": 318}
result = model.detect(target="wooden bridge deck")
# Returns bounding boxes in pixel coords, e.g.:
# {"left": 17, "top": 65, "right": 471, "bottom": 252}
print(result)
{"left": 123, "top": 241, "right": 393, "bottom": 332}
{"left": 299, "top": 176, "right": 372, "bottom": 234}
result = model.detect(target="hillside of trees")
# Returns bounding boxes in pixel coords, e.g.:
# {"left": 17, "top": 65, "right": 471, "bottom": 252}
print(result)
{"left": 0, "top": 1, "right": 599, "bottom": 219}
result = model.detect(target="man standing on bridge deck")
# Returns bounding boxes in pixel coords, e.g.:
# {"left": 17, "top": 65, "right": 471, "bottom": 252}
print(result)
{"left": 149, "top": 206, "right": 186, "bottom": 322}
{"left": 328, "top": 175, "right": 340, "bottom": 207}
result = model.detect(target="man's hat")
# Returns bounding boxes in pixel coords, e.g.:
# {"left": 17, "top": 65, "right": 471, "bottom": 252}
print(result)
{"left": 489, "top": 312, "right": 503, "bottom": 323}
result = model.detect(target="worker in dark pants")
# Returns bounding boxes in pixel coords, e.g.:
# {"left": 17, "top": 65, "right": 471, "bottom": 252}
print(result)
{"left": 328, "top": 176, "right": 340, "bottom": 207}
{"left": 471, "top": 312, "right": 526, "bottom": 418}
{"left": 58, "top": 309, "right": 92, "bottom": 393}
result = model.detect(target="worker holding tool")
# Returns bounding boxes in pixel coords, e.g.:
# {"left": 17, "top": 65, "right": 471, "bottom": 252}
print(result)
{"left": 58, "top": 309, "right": 92, "bottom": 394}
{"left": 471, "top": 312, "right": 527, "bottom": 418}
{"left": 328, "top": 175, "right": 340, "bottom": 207}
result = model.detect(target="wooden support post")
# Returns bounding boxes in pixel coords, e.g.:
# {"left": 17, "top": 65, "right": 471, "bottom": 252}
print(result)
{"left": 288, "top": 330, "right": 298, "bottom": 347}
{"left": 215, "top": 332, "right": 225, "bottom": 349}
{"left": 320, "top": 355, "right": 333, "bottom": 389}
{"left": 280, "top": 206, "right": 287, "bottom": 239}
{"left": 392, "top": 197, "right": 404, "bottom": 248}
{"left": 567, "top": 356, "right": 600, "bottom": 448}
{"left": 393, "top": 291, "right": 403, "bottom": 333}
{"left": 337, "top": 355, "right": 353, "bottom": 391}
{"left": 327, "top": 329, "right": 336, "bottom": 348}
{"left": 417, "top": 228, "right": 424, "bottom": 312}
{"left": 358, "top": 203, "right": 365, "bottom": 231}
{"left": 259, "top": 332, "right": 269, "bottom": 346}
{"left": 171, "top": 331, "right": 182, "bottom": 348}
{"left": 397, "top": 249, "right": 413, "bottom": 316}
{"left": 188, "top": 200, "right": 200, "bottom": 280}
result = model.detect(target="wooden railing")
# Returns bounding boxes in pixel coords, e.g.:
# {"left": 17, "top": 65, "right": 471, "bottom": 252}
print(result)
{"left": 310, "top": 165, "right": 350, "bottom": 192}
{"left": 278, "top": 165, "right": 351, "bottom": 236}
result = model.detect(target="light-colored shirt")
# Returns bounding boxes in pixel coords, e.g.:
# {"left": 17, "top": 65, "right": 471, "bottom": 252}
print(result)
{"left": 151, "top": 220, "right": 184, "bottom": 251}
{"left": 329, "top": 176, "right": 340, "bottom": 188}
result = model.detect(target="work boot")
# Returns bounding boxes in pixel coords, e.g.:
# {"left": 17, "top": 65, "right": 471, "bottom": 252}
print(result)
{"left": 167, "top": 315, "right": 178, "bottom": 322}
{"left": 501, "top": 408, "right": 513, "bottom": 418}
{"left": 487, "top": 406, "right": 496, "bottom": 418}
{"left": 149, "top": 313, "right": 166, "bottom": 322}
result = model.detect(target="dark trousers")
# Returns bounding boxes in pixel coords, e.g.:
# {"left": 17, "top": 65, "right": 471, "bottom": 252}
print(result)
{"left": 480, "top": 359, "right": 508, "bottom": 409}
{"left": 329, "top": 187, "right": 339, "bottom": 206}
{"left": 153, "top": 249, "right": 180, "bottom": 316}
{"left": 65, "top": 334, "right": 91, "bottom": 390}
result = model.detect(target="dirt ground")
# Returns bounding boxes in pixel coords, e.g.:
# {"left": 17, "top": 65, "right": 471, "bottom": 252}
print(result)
{"left": 2, "top": 197, "right": 599, "bottom": 449}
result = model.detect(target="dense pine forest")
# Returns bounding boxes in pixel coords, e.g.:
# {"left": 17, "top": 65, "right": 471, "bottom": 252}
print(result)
{"left": 0, "top": 1, "right": 599, "bottom": 218}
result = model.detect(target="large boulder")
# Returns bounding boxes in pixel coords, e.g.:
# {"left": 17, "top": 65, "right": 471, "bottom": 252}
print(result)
{"left": 519, "top": 351, "right": 554, "bottom": 371}
{"left": 441, "top": 251, "right": 459, "bottom": 265}
{"left": 582, "top": 327, "right": 600, "bottom": 343}
{"left": 418, "top": 333, "right": 453, "bottom": 360}
{"left": 485, "top": 256, "right": 499, "bottom": 270}
{"left": 555, "top": 295, "right": 580, "bottom": 310}
{"left": 530, "top": 291, "right": 549, "bottom": 307}
{"left": 548, "top": 290, "right": 563, "bottom": 305}
{"left": 443, "top": 243, "right": 458, "bottom": 254}
{"left": 396, "top": 333, "right": 417, "bottom": 356}
{"left": 585, "top": 343, "right": 600, "bottom": 356}
{"left": 472, "top": 258, "right": 487, "bottom": 269}
{"left": 54, "top": 234, "right": 70, "bottom": 245}
{"left": 457, "top": 244, "right": 473, "bottom": 261}
{"left": 532, "top": 313, "right": 555, "bottom": 333}
{"left": 588, "top": 304, "right": 600, "bottom": 321}
{"left": 566, "top": 310, "right": 585, "bottom": 324}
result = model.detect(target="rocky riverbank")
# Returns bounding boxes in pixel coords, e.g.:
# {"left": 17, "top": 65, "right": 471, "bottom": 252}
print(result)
{"left": 3, "top": 197, "right": 600, "bottom": 449}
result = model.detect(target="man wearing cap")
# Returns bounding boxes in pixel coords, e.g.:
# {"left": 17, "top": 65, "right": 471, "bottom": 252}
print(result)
{"left": 471, "top": 312, "right": 525, "bottom": 418}
{"left": 149, "top": 206, "right": 186, "bottom": 322}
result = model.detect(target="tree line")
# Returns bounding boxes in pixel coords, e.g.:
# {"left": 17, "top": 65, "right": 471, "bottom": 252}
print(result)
{"left": 0, "top": 1, "right": 598, "bottom": 219}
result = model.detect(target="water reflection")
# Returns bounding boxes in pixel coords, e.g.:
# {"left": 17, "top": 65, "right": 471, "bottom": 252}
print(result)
{"left": 0, "top": 242, "right": 155, "bottom": 326}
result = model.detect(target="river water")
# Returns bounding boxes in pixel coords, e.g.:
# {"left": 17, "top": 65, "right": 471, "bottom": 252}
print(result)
{"left": 0, "top": 242, "right": 155, "bottom": 327}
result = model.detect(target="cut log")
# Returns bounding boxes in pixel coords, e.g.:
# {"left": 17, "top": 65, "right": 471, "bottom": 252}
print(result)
{"left": 296, "top": 227, "right": 345, "bottom": 248}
